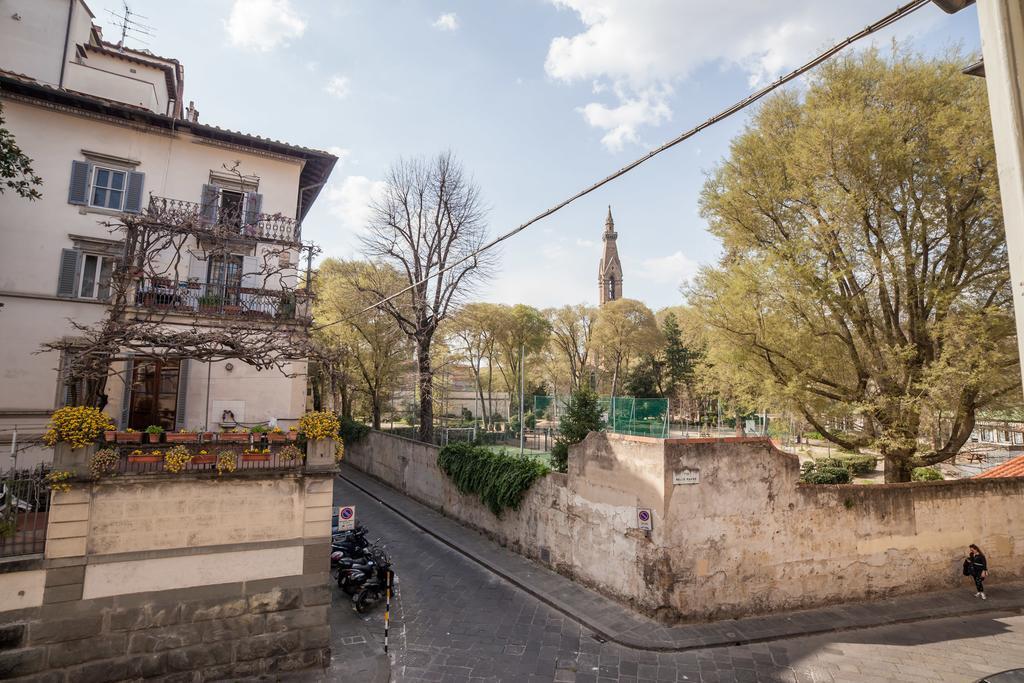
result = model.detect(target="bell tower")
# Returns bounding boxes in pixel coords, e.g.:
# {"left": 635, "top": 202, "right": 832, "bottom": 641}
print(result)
{"left": 598, "top": 206, "right": 623, "bottom": 305}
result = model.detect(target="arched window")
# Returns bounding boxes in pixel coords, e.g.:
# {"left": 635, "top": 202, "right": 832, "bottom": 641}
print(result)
{"left": 607, "top": 277, "right": 616, "bottom": 301}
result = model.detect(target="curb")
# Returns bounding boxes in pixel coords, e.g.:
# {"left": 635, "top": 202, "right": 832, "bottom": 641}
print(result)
{"left": 339, "top": 470, "right": 1024, "bottom": 653}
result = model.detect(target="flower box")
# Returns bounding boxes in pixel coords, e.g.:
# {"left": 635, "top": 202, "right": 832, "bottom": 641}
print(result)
{"left": 200, "top": 432, "right": 215, "bottom": 443}
{"left": 241, "top": 452, "right": 271, "bottom": 462}
{"left": 218, "top": 433, "right": 250, "bottom": 444}
{"left": 117, "top": 432, "right": 143, "bottom": 444}
{"left": 267, "top": 432, "right": 286, "bottom": 443}
{"left": 104, "top": 430, "right": 117, "bottom": 442}
{"left": 191, "top": 454, "right": 216, "bottom": 465}
{"left": 286, "top": 431, "right": 299, "bottom": 442}
{"left": 165, "top": 433, "right": 197, "bottom": 443}
{"left": 128, "top": 453, "right": 162, "bottom": 464}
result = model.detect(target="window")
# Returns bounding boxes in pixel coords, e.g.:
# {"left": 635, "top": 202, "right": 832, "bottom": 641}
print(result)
{"left": 207, "top": 254, "right": 244, "bottom": 304}
{"left": 78, "top": 254, "right": 115, "bottom": 299}
{"left": 91, "top": 167, "right": 127, "bottom": 210}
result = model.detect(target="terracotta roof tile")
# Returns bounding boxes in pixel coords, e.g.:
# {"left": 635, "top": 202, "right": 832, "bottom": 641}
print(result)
{"left": 975, "top": 453, "right": 1024, "bottom": 478}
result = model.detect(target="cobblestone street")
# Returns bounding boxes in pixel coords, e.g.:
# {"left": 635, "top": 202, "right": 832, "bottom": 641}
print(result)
{"left": 331, "top": 476, "right": 1024, "bottom": 682}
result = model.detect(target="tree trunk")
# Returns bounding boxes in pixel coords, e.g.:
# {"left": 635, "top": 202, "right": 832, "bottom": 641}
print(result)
{"left": 371, "top": 395, "right": 382, "bottom": 430}
{"left": 416, "top": 337, "right": 434, "bottom": 443}
{"left": 883, "top": 452, "right": 914, "bottom": 483}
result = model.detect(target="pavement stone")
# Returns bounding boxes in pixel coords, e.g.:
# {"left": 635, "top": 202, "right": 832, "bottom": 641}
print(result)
{"left": 333, "top": 467, "right": 1024, "bottom": 682}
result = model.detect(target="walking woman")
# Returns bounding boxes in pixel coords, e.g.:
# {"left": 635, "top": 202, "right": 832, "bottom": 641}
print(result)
{"left": 966, "top": 544, "right": 988, "bottom": 599}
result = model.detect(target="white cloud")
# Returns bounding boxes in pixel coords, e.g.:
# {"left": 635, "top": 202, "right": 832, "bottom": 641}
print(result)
{"left": 225, "top": 0, "right": 306, "bottom": 51}
{"left": 324, "top": 75, "right": 351, "bottom": 99}
{"left": 545, "top": 0, "right": 940, "bottom": 150}
{"left": 325, "top": 175, "right": 387, "bottom": 237}
{"left": 635, "top": 251, "right": 699, "bottom": 288}
{"left": 326, "top": 147, "right": 352, "bottom": 166}
{"left": 432, "top": 13, "right": 460, "bottom": 31}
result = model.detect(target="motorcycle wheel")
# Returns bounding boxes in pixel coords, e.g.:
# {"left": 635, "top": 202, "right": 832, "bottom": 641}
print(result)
{"left": 352, "top": 589, "right": 378, "bottom": 613}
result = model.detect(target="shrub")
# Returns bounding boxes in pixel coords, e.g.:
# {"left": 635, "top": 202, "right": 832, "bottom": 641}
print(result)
{"left": 42, "top": 406, "right": 115, "bottom": 449}
{"left": 249, "top": 424, "right": 270, "bottom": 434}
{"left": 88, "top": 447, "right": 120, "bottom": 479}
{"left": 338, "top": 416, "right": 369, "bottom": 444}
{"left": 550, "top": 388, "right": 604, "bottom": 473}
{"left": 816, "top": 454, "right": 877, "bottom": 476}
{"left": 802, "top": 466, "right": 851, "bottom": 485}
{"left": 164, "top": 445, "right": 192, "bottom": 473}
{"left": 145, "top": 425, "right": 164, "bottom": 435}
{"left": 299, "top": 411, "right": 340, "bottom": 440}
{"left": 550, "top": 441, "right": 569, "bottom": 473}
{"left": 912, "top": 467, "right": 943, "bottom": 482}
{"left": 437, "top": 442, "right": 550, "bottom": 516}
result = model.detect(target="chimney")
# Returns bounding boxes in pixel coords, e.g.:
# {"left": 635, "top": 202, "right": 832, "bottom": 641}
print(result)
{"left": 185, "top": 100, "right": 199, "bottom": 123}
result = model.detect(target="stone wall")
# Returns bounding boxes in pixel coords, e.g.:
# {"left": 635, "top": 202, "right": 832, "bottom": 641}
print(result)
{"left": 0, "top": 466, "right": 334, "bottom": 681}
{"left": 346, "top": 431, "right": 1024, "bottom": 623}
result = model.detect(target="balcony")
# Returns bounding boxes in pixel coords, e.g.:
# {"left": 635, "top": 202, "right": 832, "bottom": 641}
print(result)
{"left": 133, "top": 278, "right": 311, "bottom": 322}
{"left": 146, "top": 195, "right": 301, "bottom": 245}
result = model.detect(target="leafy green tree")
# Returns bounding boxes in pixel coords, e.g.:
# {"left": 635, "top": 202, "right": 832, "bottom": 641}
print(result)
{"left": 493, "top": 304, "right": 551, "bottom": 418}
{"left": 551, "top": 387, "right": 604, "bottom": 472}
{"left": 690, "top": 48, "right": 1019, "bottom": 481}
{"left": 592, "top": 299, "right": 662, "bottom": 397}
{"left": 545, "top": 304, "right": 597, "bottom": 391}
{"left": 661, "top": 312, "right": 694, "bottom": 398}
{"left": 0, "top": 103, "right": 42, "bottom": 199}
{"left": 624, "top": 354, "right": 663, "bottom": 397}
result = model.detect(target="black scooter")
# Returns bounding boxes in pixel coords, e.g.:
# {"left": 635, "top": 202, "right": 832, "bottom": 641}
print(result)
{"left": 331, "top": 525, "right": 370, "bottom": 566}
{"left": 349, "top": 547, "right": 394, "bottom": 613}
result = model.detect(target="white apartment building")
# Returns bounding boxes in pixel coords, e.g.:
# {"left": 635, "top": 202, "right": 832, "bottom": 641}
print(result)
{"left": 0, "top": 1, "right": 336, "bottom": 466}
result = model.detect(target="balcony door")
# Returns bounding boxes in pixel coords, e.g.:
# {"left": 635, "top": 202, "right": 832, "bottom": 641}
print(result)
{"left": 207, "top": 254, "right": 244, "bottom": 305}
{"left": 128, "top": 360, "right": 180, "bottom": 431}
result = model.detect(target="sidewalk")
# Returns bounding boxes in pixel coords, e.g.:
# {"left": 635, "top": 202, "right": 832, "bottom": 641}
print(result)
{"left": 340, "top": 464, "right": 1024, "bottom": 653}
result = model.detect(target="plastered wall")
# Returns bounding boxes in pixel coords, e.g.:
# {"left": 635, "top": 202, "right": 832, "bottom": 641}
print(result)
{"left": 347, "top": 431, "right": 1024, "bottom": 623}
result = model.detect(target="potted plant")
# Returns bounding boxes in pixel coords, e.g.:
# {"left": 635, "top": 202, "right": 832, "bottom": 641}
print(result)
{"left": 164, "top": 445, "right": 192, "bottom": 473}
{"left": 186, "top": 277, "right": 201, "bottom": 290}
{"left": 116, "top": 427, "right": 142, "bottom": 444}
{"left": 42, "top": 406, "right": 115, "bottom": 450}
{"left": 144, "top": 425, "right": 165, "bottom": 443}
{"left": 267, "top": 426, "right": 286, "bottom": 443}
{"left": 165, "top": 428, "right": 198, "bottom": 443}
{"left": 89, "top": 447, "right": 121, "bottom": 479}
{"left": 286, "top": 425, "right": 299, "bottom": 441}
{"left": 218, "top": 427, "right": 250, "bottom": 444}
{"left": 241, "top": 447, "right": 271, "bottom": 462}
{"left": 278, "top": 443, "right": 303, "bottom": 463}
{"left": 128, "top": 448, "right": 162, "bottom": 464}
{"left": 191, "top": 449, "right": 215, "bottom": 465}
{"left": 216, "top": 450, "right": 237, "bottom": 475}
{"left": 198, "top": 293, "right": 222, "bottom": 314}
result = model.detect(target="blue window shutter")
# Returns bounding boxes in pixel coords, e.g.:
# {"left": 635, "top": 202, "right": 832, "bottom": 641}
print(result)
{"left": 124, "top": 171, "right": 145, "bottom": 213}
{"left": 68, "top": 161, "right": 91, "bottom": 205}
{"left": 56, "top": 248, "right": 80, "bottom": 297}
{"left": 243, "top": 191, "right": 262, "bottom": 226}
{"left": 200, "top": 184, "right": 218, "bottom": 224}
{"left": 120, "top": 356, "right": 134, "bottom": 429}
{"left": 174, "top": 359, "right": 190, "bottom": 431}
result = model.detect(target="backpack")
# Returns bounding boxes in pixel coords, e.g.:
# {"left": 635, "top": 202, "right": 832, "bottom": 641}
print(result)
{"left": 962, "top": 559, "right": 971, "bottom": 576}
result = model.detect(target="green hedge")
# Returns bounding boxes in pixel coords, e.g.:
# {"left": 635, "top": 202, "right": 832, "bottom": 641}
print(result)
{"left": 912, "top": 467, "right": 943, "bottom": 482}
{"left": 802, "top": 465, "right": 852, "bottom": 485}
{"left": 338, "top": 416, "right": 370, "bottom": 444}
{"left": 437, "top": 442, "right": 550, "bottom": 516}
{"left": 816, "top": 454, "right": 877, "bottom": 476}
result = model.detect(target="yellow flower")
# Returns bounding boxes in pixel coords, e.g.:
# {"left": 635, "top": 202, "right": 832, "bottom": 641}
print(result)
{"left": 198, "top": 450, "right": 208, "bottom": 456}
{"left": 164, "top": 445, "right": 192, "bottom": 473}
{"left": 131, "top": 449, "right": 143, "bottom": 455}
{"left": 298, "top": 411, "right": 340, "bottom": 440}
{"left": 46, "top": 470, "right": 74, "bottom": 493}
{"left": 42, "top": 406, "right": 115, "bottom": 449}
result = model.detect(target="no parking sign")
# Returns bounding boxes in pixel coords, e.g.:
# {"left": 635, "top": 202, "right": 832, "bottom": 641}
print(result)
{"left": 637, "top": 507, "right": 653, "bottom": 531}
{"left": 338, "top": 505, "right": 356, "bottom": 531}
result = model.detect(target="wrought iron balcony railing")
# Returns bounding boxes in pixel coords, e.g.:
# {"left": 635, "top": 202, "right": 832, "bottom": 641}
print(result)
{"left": 145, "top": 196, "right": 301, "bottom": 244}
{"left": 133, "top": 278, "right": 311, "bottom": 322}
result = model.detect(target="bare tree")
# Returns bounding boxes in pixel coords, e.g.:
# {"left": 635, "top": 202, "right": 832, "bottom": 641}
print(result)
{"left": 41, "top": 165, "right": 316, "bottom": 410}
{"left": 545, "top": 304, "right": 597, "bottom": 391}
{"left": 359, "top": 152, "right": 494, "bottom": 442}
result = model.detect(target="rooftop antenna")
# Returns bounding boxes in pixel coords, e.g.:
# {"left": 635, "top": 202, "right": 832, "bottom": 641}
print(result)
{"left": 105, "top": 1, "right": 155, "bottom": 49}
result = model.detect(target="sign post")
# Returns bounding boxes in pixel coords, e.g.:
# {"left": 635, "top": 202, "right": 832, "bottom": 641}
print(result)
{"left": 337, "top": 505, "right": 356, "bottom": 531}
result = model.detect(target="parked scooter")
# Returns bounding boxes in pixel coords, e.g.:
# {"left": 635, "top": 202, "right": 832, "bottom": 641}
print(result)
{"left": 349, "top": 547, "right": 394, "bottom": 613}
{"left": 331, "top": 525, "right": 370, "bottom": 564}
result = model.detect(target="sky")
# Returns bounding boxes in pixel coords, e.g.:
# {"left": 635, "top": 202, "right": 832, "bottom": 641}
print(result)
{"left": 89, "top": 0, "right": 983, "bottom": 311}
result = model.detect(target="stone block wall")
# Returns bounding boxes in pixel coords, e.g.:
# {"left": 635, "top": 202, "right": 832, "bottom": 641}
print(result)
{"left": 0, "top": 573, "right": 329, "bottom": 681}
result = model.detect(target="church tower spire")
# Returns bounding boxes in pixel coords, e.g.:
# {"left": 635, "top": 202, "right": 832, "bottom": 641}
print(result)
{"left": 598, "top": 205, "right": 623, "bottom": 305}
